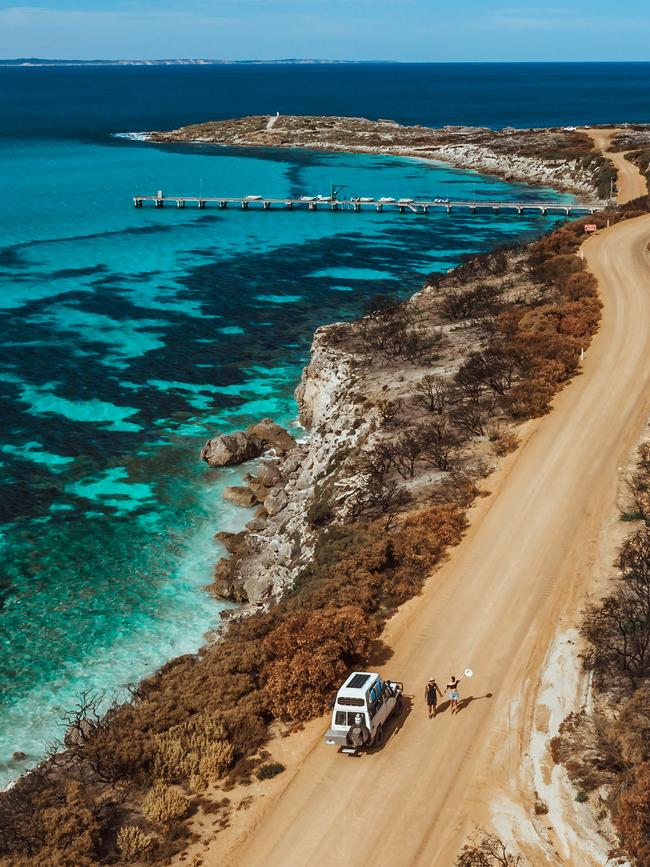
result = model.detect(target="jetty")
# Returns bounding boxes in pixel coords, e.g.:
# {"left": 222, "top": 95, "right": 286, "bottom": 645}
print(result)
{"left": 133, "top": 191, "right": 603, "bottom": 216}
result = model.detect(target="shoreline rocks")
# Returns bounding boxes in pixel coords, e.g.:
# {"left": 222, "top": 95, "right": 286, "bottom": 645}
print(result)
{"left": 206, "top": 326, "right": 369, "bottom": 606}
{"left": 201, "top": 418, "right": 295, "bottom": 468}
{"left": 223, "top": 486, "right": 258, "bottom": 508}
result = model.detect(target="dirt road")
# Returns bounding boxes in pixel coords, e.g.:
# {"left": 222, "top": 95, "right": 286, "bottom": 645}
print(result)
{"left": 200, "top": 139, "right": 650, "bottom": 867}
{"left": 586, "top": 127, "right": 648, "bottom": 203}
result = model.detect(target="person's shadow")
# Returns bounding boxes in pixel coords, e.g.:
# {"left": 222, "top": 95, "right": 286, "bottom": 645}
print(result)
{"left": 434, "top": 692, "right": 493, "bottom": 716}
{"left": 456, "top": 692, "right": 493, "bottom": 714}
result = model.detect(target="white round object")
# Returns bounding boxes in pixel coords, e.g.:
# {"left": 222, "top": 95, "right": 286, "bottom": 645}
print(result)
{"left": 464, "top": 668, "right": 473, "bottom": 678}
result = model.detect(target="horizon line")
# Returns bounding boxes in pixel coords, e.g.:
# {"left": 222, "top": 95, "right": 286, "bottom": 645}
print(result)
{"left": 2, "top": 58, "right": 650, "bottom": 65}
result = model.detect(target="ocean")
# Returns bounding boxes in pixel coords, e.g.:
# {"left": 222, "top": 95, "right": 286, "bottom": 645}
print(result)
{"left": 1, "top": 62, "right": 648, "bottom": 786}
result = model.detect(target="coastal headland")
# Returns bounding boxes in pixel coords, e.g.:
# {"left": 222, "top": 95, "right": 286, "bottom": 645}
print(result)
{"left": 2, "top": 124, "right": 649, "bottom": 866}
{"left": 147, "top": 114, "right": 638, "bottom": 197}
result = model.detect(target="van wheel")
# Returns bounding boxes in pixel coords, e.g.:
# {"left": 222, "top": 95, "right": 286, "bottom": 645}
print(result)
{"left": 374, "top": 725, "right": 384, "bottom": 748}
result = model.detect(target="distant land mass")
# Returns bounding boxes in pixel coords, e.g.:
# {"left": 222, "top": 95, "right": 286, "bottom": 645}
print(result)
{"left": 0, "top": 58, "right": 395, "bottom": 67}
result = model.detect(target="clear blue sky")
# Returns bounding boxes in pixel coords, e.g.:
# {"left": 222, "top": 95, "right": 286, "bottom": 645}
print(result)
{"left": 1, "top": 0, "right": 649, "bottom": 62}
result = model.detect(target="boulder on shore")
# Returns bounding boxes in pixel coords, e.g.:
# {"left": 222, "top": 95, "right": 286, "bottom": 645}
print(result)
{"left": 245, "top": 473, "right": 270, "bottom": 502}
{"left": 200, "top": 419, "right": 294, "bottom": 468}
{"left": 245, "top": 419, "right": 296, "bottom": 453}
{"left": 256, "top": 460, "right": 283, "bottom": 487}
{"left": 200, "top": 431, "right": 262, "bottom": 468}
{"left": 212, "top": 557, "right": 249, "bottom": 602}
{"left": 215, "top": 531, "right": 247, "bottom": 554}
{"left": 223, "top": 486, "right": 258, "bottom": 508}
{"left": 265, "top": 486, "right": 289, "bottom": 517}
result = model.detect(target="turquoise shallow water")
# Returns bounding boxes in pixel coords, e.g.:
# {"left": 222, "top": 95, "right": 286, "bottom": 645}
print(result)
{"left": 0, "top": 122, "right": 574, "bottom": 786}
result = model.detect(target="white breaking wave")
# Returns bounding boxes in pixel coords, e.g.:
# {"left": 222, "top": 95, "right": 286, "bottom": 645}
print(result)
{"left": 113, "top": 131, "right": 151, "bottom": 142}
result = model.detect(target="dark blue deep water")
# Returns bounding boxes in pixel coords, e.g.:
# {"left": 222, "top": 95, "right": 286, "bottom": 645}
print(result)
{"left": 1, "top": 62, "right": 648, "bottom": 785}
{"left": 3, "top": 62, "right": 650, "bottom": 141}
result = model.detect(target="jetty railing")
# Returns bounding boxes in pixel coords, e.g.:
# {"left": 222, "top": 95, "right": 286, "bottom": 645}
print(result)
{"left": 132, "top": 192, "right": 604, "bottom": 216}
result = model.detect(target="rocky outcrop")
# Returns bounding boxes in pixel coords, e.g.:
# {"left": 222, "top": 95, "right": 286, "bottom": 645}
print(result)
{"left": 215, "top": 531, "right": 247, "bottom": 555}
{"left": 201, "top": 419, "right": 295, "bottom": 468}
{"left": 208, "top": 325, "right": 372, "bottom": 606}
{"left": 246, "top": 419, "right": 296, "bottom": 453}
{"left": 422, "top": 142, "right": 595, "bottom": 197}
{"left": 223, "top": 486, "right": 258, "bottom": 508}
{"left": 201, "top": 431, "right": 261, "bottom": 467}
{"left": 256, "top": 459, "right": 282, "bottom": 487}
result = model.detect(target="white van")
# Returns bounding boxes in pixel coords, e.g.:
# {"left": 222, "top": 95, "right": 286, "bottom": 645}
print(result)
{"left": 324, "top": 671, "right": 404, "bottom": 754}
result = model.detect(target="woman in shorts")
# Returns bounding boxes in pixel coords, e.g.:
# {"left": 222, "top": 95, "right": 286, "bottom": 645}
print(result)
{"left": 447, "top": 674, "right": 464, "bottom": 714}
{"left": 424, "top": 677, "right": 442, "bottom": 718}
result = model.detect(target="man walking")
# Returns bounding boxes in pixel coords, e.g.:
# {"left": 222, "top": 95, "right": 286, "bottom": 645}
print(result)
{"left": 424, "top": 677, "right": 442, "bottom": 718}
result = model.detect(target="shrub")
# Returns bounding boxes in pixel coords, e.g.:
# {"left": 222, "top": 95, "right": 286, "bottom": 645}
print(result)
{"left": 142, "top": 783, "right": 189, "bottom": 829}
{"left": 626, "top": 442, "right": 650, "bottom": 522}
{"left": 152, "top": 713, "right": 235, "bottom": 787}
{"left": 614, "top": 761, "right": 650, "bottom": 865}
{"left": 488, "top": 425, "right": 520, "bottom": 457}
{"left": 413, "top": 374, "right": 449, "bottom": 414}
{"left": 582, "top": 525, "right": 650, "bottom": 689}
{"left": 456, "top": 829, "right": 522, "bottom": 866}
{"left": 116, "top": 825, "right": 156, "bottom": 861}
{"left": 608, "top": 689, "right": 650, "bottom": 766}
{"left": 257, "top": 762, "right": 285, "bottom": 781}
{"left": 262, "top": 606, "right": 377, "bottom": 722}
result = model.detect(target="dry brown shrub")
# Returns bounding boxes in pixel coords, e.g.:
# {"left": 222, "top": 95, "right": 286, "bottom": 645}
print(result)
{"left": 608, "top": 689, "right": 650, "bottom": 767}
{"left": 488, "top": 425, "right": 520, "bottom": 456}
{"left": 153, "top": 713, "right": 235, "bottom": 786}
{"left": 262, "top": 606, "right": 377, "bottom": 721}
{"left": 502, "top": 378, "right": 556, "bottom": 419}
{"left": 142, "top": 782, "right": 189, "bottom": 829}
{"left": 455, "top": 829, "right": 523, "bottom": 866}
{"left": 32, "top": 781, "right": 100, "bottom": 866}
{"left": 614, "top": 761, "right": 650, "bottom": 866}
{"left": 627, "top": 442, "right": 650, "bottom": 520}
{"left": 392, "top": 505, "right": 466, "bottom": 574}
{"left": 563, "top": 270, "right": 598, "bottom": 300}
{"left": 116, "top": 824, "right": 156, "bottom": 861}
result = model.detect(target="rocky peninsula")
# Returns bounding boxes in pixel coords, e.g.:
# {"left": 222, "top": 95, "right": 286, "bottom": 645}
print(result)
{"left": 148, "top": 114, "right": 620, "bottom": 196}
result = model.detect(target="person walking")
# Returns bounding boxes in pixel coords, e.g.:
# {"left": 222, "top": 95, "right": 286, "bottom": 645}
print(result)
{"left": 447, "top": 674, "right": 464, "bottom": 714}
{"left": 424, "top": 677, "right": 442, "bottom": 718}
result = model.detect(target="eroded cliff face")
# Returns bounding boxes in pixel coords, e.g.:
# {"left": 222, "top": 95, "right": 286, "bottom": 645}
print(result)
{"left": 211, "top": 323, "right": 372, "bottom": 605}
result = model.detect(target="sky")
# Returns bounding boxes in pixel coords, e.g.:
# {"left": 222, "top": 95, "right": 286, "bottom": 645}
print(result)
{"left": 0, "top": 0, "right": 649, "bottom": 62}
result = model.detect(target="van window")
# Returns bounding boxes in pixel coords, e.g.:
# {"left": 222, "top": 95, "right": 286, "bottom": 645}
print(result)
{"left": 338, "top": 696, "right": 365, "bottom": 707}
{"left": 335, "top": 711, "right": 347, "bottom": 726}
